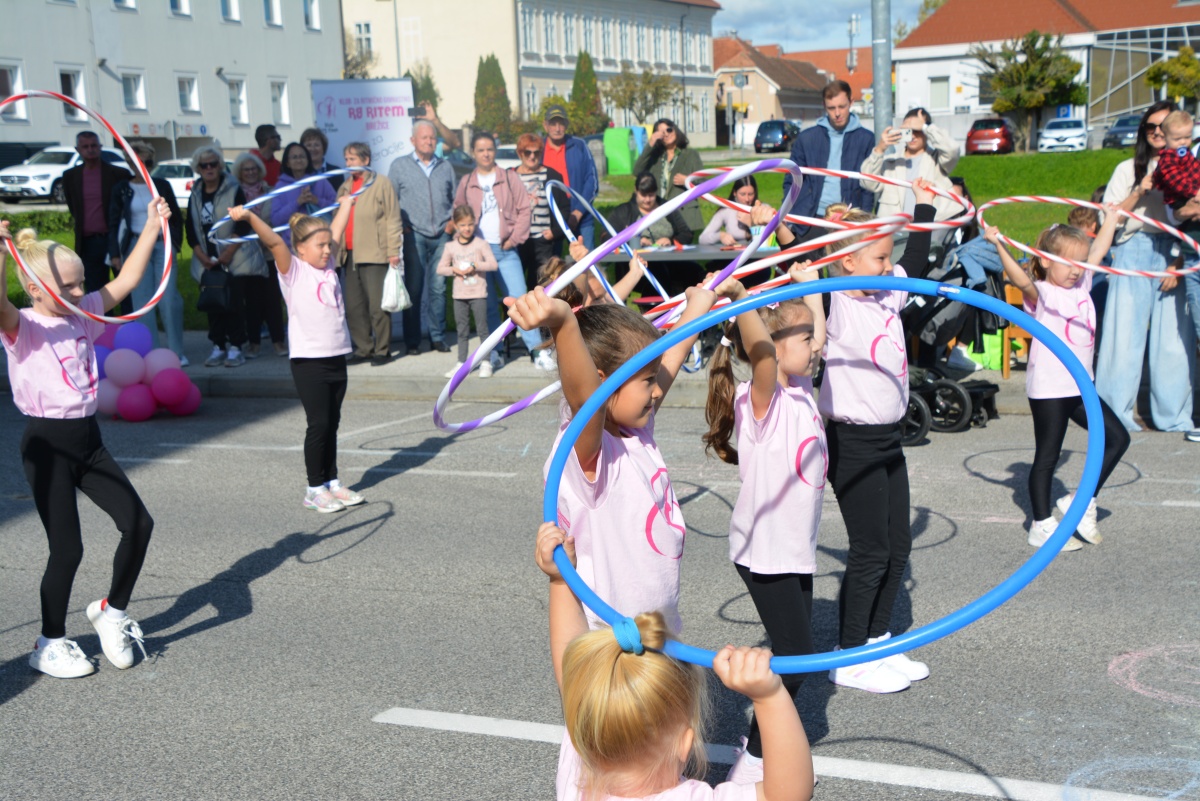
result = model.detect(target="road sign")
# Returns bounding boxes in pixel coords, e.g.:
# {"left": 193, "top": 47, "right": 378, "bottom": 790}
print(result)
{"left": 733, "top": 73, "right": 747, "bottom": 89}
{"left": 1056, "top": 105, "right": 1072, "bottom": 119}
{"left": 199, "top": 124, "right": 208, "bottom": 135}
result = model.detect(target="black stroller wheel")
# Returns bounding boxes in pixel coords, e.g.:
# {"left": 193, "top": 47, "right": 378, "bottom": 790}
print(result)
{"left": 928, "top": 379, "right": 973, "bottom": 433}
{"left": 901, "top": 393, "right": 932, "bottom": 446}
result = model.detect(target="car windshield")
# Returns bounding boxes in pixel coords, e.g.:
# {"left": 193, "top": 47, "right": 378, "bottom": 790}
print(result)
{"left": 1116, "top": 116, "right": 1141, "bottom": 127}
{"left": 760, "top": 121, "right": 784, "bottom": 130}
{"left": 971, "top": 120, "right": 1004, "bottom": 131}
{"left": 152, "top": 164, "right": 193, "bottom": 178}
{"left": 1047, "top": 120, "right": 1083, "bottom": 130}
{"left": 495, "top": 147, "right": 518, "bottom": 161}
{"left": 26, "top": 151, "right": 74, "bottom": 165}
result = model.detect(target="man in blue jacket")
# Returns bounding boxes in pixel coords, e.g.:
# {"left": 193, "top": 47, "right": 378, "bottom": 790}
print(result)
{"left": 782, "top": 80, "right": 876, "bottom": 240}
{"left": 542, "top": 104, "right": 599, "bottom": 248}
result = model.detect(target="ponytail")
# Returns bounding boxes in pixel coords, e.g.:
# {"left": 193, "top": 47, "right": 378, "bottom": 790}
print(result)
{"left": 703, "top": 322, "right": 744, "bottom": 465}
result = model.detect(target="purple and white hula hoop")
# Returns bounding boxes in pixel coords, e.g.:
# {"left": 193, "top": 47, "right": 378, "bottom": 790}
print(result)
{"left": 207, "top": 167, "right": 375, "bottom": 245}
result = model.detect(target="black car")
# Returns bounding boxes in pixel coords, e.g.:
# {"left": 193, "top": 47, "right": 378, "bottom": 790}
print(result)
{"left": 754, "top": 120, "right": 800, "bottom": 153}
{"left": 1102, "top": 115, "right": 1143, "bottom": 149}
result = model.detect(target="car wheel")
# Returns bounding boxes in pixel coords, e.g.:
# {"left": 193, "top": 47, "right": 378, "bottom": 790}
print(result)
{"left": 50, "top": 181, "right": 65, "bottom": 204}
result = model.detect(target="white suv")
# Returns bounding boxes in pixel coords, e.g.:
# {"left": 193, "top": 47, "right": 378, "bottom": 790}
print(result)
{"left": 0, "top": 145, "right": 131, "bottom": 203}
{"left": 1037, "top": 119, "right": 1088, "bottom": 153}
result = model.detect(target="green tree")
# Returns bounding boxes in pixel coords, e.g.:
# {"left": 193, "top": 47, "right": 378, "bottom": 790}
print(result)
{"left": 343, "top": 32, "right": 377, "bottom": 79}
{"left": 473, "top": 54, "right": 512, "bottom": 134}
{"left": 895, "top": 0, "right": 946, "bottom": 45}
{"left": 969, "top": 32, "right": 1088, "bottom": 152}
{"left": 604, "top": 63, "right": 685, "bottom": 125}
{"left": 403, "top": 59, "right": 442, "bottom": 111}
{"left": 1146, "top": 45, "right": 1200, "bottom": 108}
{"left": 570, "top": 51, "right": 609, "bottom": 134}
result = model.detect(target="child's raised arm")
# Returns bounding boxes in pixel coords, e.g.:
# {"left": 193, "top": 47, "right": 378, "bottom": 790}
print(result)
{"left": 609, "top": 256, "right": 645, "bottom": 303}
{"left": 655, "top": 281, "right": 718, "bottom": 408}
{"left": 100, "top": 197, "right": 170, "bottom": 313}
{"left": 0, "top": 222, "right": 19, "bottom": 337}
{"left": 1088, "top": 203, "right": 1122, "bottom": 266}
{"left": 535, "top": 522, "right": 585, "bottom": 690}
{"left": 789, "top": 260, "right": 826, "bottom": 355}
{"left": 230, "top": 204, "right": 291, "bottom": 269}
{"left": 329, "top": 194, "right": 355, "bottom": 247}
{"left": 715, "top": 276, "right": 776, "bottom": 419}
{"left": 985, "top": 224, "right": 1037, "bottom": 304}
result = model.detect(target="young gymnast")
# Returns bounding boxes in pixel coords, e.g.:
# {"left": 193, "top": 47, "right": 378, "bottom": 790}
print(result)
{"left": 229, "top": 196, "right": 366, "bottom": 514}
{"left": 818, "top": 178, "right": 936, "bottom": 694}
{"left": 985, "top": 213, "right": 1130, "bottom": 549}
{"left": 536, "top": 522, "right": 813, "bottom": 801}
{"left": 1, "top": 197, "right": 168, "bottom": 678}
{"left": 701, "top": 264, "right": 825, "bottom": 782}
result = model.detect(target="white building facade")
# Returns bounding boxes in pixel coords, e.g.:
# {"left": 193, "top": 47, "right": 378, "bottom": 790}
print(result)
{"left": 0, "top": 0, "right": 343, "bottom": 159}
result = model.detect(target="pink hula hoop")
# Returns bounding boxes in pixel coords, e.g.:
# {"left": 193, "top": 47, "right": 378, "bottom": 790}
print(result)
{"left": 1, "top": 90, "right": 173, "bottom": 324}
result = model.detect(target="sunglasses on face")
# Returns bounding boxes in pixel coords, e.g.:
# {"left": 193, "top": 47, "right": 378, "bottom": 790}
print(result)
{"left": 198, "top": 162, "right": 220, "bottom": 169}
{"left": 521, "top": 150, "right": 539, "bottom": 157}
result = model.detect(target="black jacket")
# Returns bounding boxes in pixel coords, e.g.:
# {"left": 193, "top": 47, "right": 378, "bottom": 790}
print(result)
{"left": 106, "top": 177, "right": 184, "bottom": 259}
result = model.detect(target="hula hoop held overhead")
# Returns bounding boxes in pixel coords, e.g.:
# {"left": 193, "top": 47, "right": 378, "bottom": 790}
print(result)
{"left": 206, "top": 167, "right": 376, "bottom": 245}
{"left": 545, "top": 277, "right": 1107, "bottom": 673}
{"left": 977, "top": 196, "right": 1200, "bottom": 279}
{"left": 0, "top": 90, "right": 173, "bottom": 325}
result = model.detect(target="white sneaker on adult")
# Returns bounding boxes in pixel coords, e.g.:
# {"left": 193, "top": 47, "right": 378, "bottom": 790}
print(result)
{"left": 1186, "top": 429, "right": 1200, "bottom": 443}
{"left": 29, "top": 638, "right": 94, "bottom": 678}
{"left": 945, "top": 345, "right": 983, "bottom": 373}
{"left": 1028, "top": 518, "right": 1082, "bottom": 551}
{"left": 478, "top": 359, "right": 493, "bottom": 378}
{"left": 1056, "top": 494, "right": 1101, "bottom": 544}
{"left": 534, "top": 349, "right": 557, "bottom": 372}
{"left": 86, "top": 600, "right": 146, "bottom": 669}
{"left": 868, "top": 632, "right": 930, "bottom": 681}
{"left": 725, "top": 737, "right": 764, "bottom": 785}
{"left": 829, "top": 657, "right": 911, "bottom": 693}
{"left": 204, "top": 346, "right": 225, "bottom": 367}
{"left": 444, "top": 361, "right": 466, "bottom": 379}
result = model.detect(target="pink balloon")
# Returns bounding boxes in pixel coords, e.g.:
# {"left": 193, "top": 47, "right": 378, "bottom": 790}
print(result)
{"left": 116, "top": 383, "right": 156, "bottom": 422}
{"left": 166, "top": 382, "right": 201, "bottom": 417}
{"left": 104, "top": 349, "right": 145, "bottom": 388}
{"left": 96, "top": 378, "right": 121, "bottom": 416}
{"left": 96, "top": 324, "right": 119, "bottom": 349}
{"left": 144, "top": 348, "right": 181, "bottom": 383}
{"left": 150, "top": 368, "right": 190, "bottom": 407}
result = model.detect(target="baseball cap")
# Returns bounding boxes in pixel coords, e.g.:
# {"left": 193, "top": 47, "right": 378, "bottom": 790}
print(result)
{"left": 544, "top": 104, "right": 569, "bottom": 123}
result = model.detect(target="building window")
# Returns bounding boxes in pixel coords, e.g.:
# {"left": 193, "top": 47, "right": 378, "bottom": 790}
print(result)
{"left": 122, "top": 73, "right": 146, "bottom": 111}
{"left": 113, "top": 0, "right": 136, "bottom": 9}
{"left": 683, "top": 30, "right": 693, "bottom": 66}
{"left": 354, "top": 22, "right": 372, "bottom": 56}
{"left": 636, "top": 23, "right": 646, "bottom": 62}
{"left": 601, "top": 19, "right": 612, "bottom": 59}
{"left": 169, "top": 0, "right": 190, "bottom": 15}
{"left": 582, "top": 16, "right": 594, "bottom": 56}
{"left": 563, "top": 14, "right": 575, "bottom": 54}
{"left": 220, "top": 0, "right": 239, "bottom": 21}
{"left": 263, "top": 0, "right": 281, "bottom": 27}
{"left": 618, "top": 20, "right": 629, "bottom": 61}
{"left": 0, "top": 65, "right": 25, "bottom": 120}
{"left": 59, "top": 69, "right": 86, "bottom": 121}
{"left": 270, "top": 80, "right": 289, "bottom": 125}
{"left": 521, "top": 6, "right": 535, "bottom": 52}
{"left": 699, "top": 33, "right": 709, "bottom": 70}
{"left": 228, "top": 78, "right": 247, "bottom": 124}
{"left": 929, "top": 76, "right": 950, "bottom": 110}
{"left": 525, "top": 83, "right": 537, "bottom": 116}
{"left": 303, "top": 0, "right": 319, "bottom": 29}
{"left": 177, "top": 75, "right": 199, "bottom": 113}
{"left": 978, "top": 75, "right": 995, "bottom": 107}
{"left": 543, "top": 10, "right": 556, "bottom": 55}
{"left": 701, "top": 93, "right": 709, "bottom": 132}
{"left": 685, "top": 91, "right": 694, "bottom": 131}
{"left": 653, "top": 26, "right": 663, "bottom": 62}
{"left": 669, "top": 29, "right": 678, "bottom": 64}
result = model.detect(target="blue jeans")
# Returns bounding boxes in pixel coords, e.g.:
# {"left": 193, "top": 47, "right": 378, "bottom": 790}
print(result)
{"left": 486, "top": 242, "right": 543, "bottom": 354}
{"left": 1184, "top": 258, "right": 1200, "bottom": 351}
{"left": 578, "top": 217, "right": 595, "bottom": 250}
{"left": 1095, "top": 233, "right": 1195, "bottom": 431}
{"left": 128, "top": 241, "right": 185, "bottom": 357}
{"left": 413, "top": 230, "right": 449, "bottom": 345}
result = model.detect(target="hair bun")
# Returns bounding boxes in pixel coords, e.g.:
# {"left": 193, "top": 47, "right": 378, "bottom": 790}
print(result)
{"left": 13, "top": 228, "right": 39, "bottom": 253}
{"left": 288, "top": 212, "right": 308, "bottom": 227}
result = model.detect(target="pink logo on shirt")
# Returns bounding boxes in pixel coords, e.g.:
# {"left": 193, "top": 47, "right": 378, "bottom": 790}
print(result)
{"left": 795, "top": 413, "right": 827, "bottom": 488}
{"left": 315, "top": 271, "right": 341, "bottom": 308}
{"left": 870, "top": 316, "right": 907, "bottom": 378}
{"left": 1064, "top": 300, "right": 1095, "bottom": 348}
{"left": 56, "top": 336, "right": 96, "bottom": 398}
{"left": 644, "top": 467, "right": 685, "bottom": 559}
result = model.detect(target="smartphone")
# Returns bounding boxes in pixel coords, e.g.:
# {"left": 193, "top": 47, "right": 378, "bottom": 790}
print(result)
{"left": 408, "top": 107, "right": 423, "bottom": 117}
{"left": 897, "top": 128, "right": 914, "bottom": 144}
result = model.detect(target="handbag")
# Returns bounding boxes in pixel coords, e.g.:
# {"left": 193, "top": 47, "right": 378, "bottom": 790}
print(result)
{"left": 196, "top": 267, "right": 231, "bottom": 313}
{"left": 381, "top": 264, "right": 411, "bottom": 313}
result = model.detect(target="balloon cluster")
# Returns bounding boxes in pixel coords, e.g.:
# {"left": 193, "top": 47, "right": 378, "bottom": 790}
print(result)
{"left": 94, "top": 322, "right": 201, "bottom": 421}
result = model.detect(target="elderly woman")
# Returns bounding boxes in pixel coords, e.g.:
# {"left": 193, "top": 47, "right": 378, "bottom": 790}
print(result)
{"left": 337, "top": 141, "right": 403, "bottom": 366}
{"left": 272, "top": 142, "right": 338, "bottom": 244}
{"left": 106, "top": 140, "right": 185, "bottom": 361}
{"left": 513, "top": 132, "right": 569, "bottom": 287}
{"left": 301, "top": 127, "right": 343, "bottom": 192}
{"left": 633, "top": 118, "right": 705, "bottom": 233}
{"left": 1095, "top": 100, "right": 1196, "bottom": 433}
{"left": 859, "top": 107, "right": 959, "bottom": 220}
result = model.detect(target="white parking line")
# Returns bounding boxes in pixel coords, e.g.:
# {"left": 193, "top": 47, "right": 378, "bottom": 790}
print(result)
{"left": 160, "top": 443, "right": 444, "bottom": 458}
{"left": 339, "top": 409, "right": 457, "bottom": 439}
{"left": 113, "top": 456, "right": 192, "bottom": 464}
{"left": 351, "top": 466, "right": 518, "bottom": 479}
{"left": 372, "top": 707, "right": 1158, "bottom": 801}
{"left": 1162, "top": 500, "right": 1200, "bottom": 508}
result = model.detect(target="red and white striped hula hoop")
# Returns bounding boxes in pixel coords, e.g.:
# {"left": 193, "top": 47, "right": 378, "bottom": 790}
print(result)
{"left": 685, "top": 166, "right": 975, "bottom": 233}
{"left": 976, "top": 196, "right": 1200, "bottom": 278}
{"left": 0, "top": 90, "right": 173, "bottom": 324}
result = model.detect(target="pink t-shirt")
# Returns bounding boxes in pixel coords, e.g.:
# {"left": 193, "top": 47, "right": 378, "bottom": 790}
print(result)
{"left": 545, "top": 403, "right": 684, "bottom": 633}
{"left": 1023, "top": 273, "right": 1094, "bottom": 399}
{"left": 278, "top": 255, "right": 352, "bottom": 359}
{"left": 729, "top": 378, "right": 825, "bottom": 575}
{"left": 818, "top": 265, "right": 909, "bottom": 425}
{"left": 557, "top": 738, "right": 755, "bottom": 801}
{"left": 2, "top": 293, "right": 105, "bottom": 418}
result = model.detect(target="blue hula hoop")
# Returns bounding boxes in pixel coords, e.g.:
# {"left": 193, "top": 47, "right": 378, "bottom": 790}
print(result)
{"left": 544, "top": 276, "right": 1105, "bottom": 673}
{"left": 207, "top": 166, "right": 375, "bottom": 244}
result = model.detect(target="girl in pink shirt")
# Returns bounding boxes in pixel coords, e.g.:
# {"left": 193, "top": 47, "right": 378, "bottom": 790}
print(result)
{"left": 229, "top": 197, "right": 366, "bottom": 514}
{"left": 535, "top": 523, "right": 814, "bottom": 801}
{"left": 985, "top": 214, "right": 1129, "bottom": 551}
{"left": 817, "top": 180, "right": 936, "bottom": 696}
{"left": 1, "top": 197, "right": 168, "bottom": 679}
{"left": 701, "top": 265, "right": 825, "bottom": 784}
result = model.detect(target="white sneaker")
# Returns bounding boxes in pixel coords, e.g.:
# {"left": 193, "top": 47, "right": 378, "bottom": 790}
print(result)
{"left": 444, "top": 361, "right": 466, "bottom": 379}
{"left": 945, "top": 345, "right": 983, "bottom": 372}
{"left": 1186, "top": 429, "right": 1200, "bottom": 443}
{"left": 829, "top": 657, "right": 911, "bottom": 693}
{"left": 725, "top": 737, "right": 763, "bottom": 785}
{"left": 868, "top": 632, "right": 930, "bottom": 681}
{"left": 29, "top": 638, "right": 94, "bottom": 678}
{"left": 328, "top": 484, "right": 365, "bottom": 506}
{"left": 304, "top": 488, "right": 344, "bottom": 513}
{"left": 534, "top": 349, "right": 557, "bottom": 371}
{"left": 179, "top": 354, "right": 190, "bottom": 367}
{"left": 86, "top": 600, "right": 146, "bottom": 669}
{"left": 204, "top": 346, "right": 225, "bottom": 367}
{"left": 1028, "top": 518, "right": 1083, "bottom": 551}
{"left": 225, "top": 346, "right": 245, "bottom": 367}
{"left": 1056, "top": 494, "right": 1101, "bottom": 544}
{"left": 478, "top": 359, "right": 493, "bottom": 378}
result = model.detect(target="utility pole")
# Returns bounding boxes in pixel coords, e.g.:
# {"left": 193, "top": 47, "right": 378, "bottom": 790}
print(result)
{"left": 847, "top": 14, "right": 860, "bottom": 74}
{"left": 871, "top": 0, "right": 892, "bottom": 139}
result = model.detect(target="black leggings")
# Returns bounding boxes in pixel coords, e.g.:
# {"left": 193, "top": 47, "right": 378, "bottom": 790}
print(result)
{"left": 1028, "top": 395, "right": 1130, "bottom": 521}
{"left": 21, "top": 416, "right": 153, "bottom": 639}
{"left": 735, "top": 565, "right": 813, "bottom": 758}
{"left": 827, "top": 421, "right": 910, "bottom": 650}
{"left": 291, "top": 356, "right": 348, "bottom": 487}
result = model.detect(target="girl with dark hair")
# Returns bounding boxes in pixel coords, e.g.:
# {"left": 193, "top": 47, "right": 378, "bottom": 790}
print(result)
{"left": 598, "top": 172, "right": 697, "bottom": 297}
{"left": 634, "top": 119, "right": 704, "bottom": 232}
{"left": 1094, "top": 100, "right": 1196, "bottom": 434}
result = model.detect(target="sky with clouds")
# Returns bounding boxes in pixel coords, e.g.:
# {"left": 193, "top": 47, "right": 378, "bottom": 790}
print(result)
{"left": 711, "top": 0, "right": 925, "bottom": 53}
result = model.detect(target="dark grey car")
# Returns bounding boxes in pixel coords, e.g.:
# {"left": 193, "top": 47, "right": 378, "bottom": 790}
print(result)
{"left": 1102, "top": 115, "right": 1142, "bottom": 149}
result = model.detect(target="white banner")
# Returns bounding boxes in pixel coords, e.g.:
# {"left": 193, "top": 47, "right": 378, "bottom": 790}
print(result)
{"left": 311, "top": 78, "right": 415, "bottom": 179}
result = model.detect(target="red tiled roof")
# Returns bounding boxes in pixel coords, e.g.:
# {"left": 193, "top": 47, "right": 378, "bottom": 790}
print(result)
{"left": 757, "top": 44, "right": 783, "bottom": 57}
{"left": 899, "top": 0, "right": 1200, "bottom": 49}
{"left": 783, "top": 47, "right": 873, "bottom": 101}
{"left": 713, "top": 37, "right": 826, "bottom": 92}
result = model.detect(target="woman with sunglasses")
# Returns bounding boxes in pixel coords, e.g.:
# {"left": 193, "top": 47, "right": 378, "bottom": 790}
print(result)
{"left": 513, "top": 132, "right": 570, "bottom": 287}
{"left": 106, "top": 140, "right": 185, "bottom": 362}
{"left": 633, "top": 119, "right": 704, "bottom": 234}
